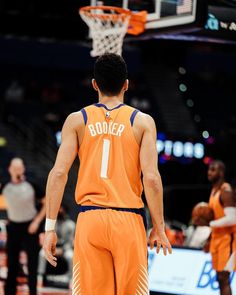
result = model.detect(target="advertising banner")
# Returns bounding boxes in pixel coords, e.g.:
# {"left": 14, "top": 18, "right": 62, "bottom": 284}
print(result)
{"left": 148, "top": 247, "right": 236, "bottom": 295}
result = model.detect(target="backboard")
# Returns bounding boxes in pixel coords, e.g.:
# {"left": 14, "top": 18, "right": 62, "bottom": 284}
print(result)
{"left": 90, "top": 0, "right": 206, "bottom": 33}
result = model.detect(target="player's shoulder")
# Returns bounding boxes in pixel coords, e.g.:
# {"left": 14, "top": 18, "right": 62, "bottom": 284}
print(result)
{"left": 221, "top": 182, "right": 233, "bottom": 193}
{"left": 135, "top": 111, "right": 156, "bottom": 128}
{"left": 66, "top": 110, "right": 83, "bottom": 120}
{"left": 64, "top": 110, "right": 86, "bottom": 128}
{"left": 83, "top": 104, "right": 96, "bottom": 111}
{"left": 136, "top": 111, "right": 154, "bottom": 121}
{"left": 64, "top": 105, "right": 97, "bottom": 130}
{"left": 79, "top": 104, "right": 101, "bottom": 120}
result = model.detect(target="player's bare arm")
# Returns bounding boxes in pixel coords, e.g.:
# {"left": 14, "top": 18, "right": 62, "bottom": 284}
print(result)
{"left": 210, "top": 183, "right": 236, "bottom": 228}
{"left": 43, "top": 111, "right": 84, "bottom": 266}
{"left": 135, "top": 112, "right": 172, "bottom": 255}
{"left": 221, "top": 183, "right": 235, "bottom": 207}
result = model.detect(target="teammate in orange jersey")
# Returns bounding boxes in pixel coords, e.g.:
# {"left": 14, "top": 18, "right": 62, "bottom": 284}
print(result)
{"left": 43, "top": 53, "right": 172, "bottom": 295}
{"left": 207, "top": 160, "right": 236, "bottom": 295}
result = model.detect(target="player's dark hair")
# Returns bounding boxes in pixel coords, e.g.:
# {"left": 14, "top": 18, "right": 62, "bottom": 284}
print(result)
{"left": 210, "top": 160, "right": 226, "bottom": 175}
{"left": 94, "top": 53, "right": 128, "bottom": 96}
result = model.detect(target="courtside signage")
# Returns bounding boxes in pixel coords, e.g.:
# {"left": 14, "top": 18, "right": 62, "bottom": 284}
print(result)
{"left": 148, "top": 247, "right": 236, "bottom": 295}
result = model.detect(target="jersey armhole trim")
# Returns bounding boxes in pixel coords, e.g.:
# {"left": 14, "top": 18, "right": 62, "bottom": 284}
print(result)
{"left": 130, "top": 109, "right": 139, "bottom": 126}
{"left": 81, "top": 108, "right": 87, "bottom": 125}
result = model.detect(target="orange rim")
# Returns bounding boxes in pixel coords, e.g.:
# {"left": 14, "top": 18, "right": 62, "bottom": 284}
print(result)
{"left": 79, "top": 5, "right": 131, "bottom": 21}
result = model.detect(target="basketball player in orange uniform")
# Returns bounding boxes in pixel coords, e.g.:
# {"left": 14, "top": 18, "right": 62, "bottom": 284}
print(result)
{"left": 43, "top": 53, "right": 172, "bottom": 295}
{"left": 207, "top": 160, "right": 236, "bottom": 295}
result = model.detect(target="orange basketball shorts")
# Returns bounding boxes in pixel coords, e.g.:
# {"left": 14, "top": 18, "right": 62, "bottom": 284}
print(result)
{"left": 210, "top": 232, "right": 236, "bottom": 272}
{"left": 72, "top": 207, "right": 149, "bottom": 295}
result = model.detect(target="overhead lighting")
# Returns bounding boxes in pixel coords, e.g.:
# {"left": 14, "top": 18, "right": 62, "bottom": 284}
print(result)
{"left": 179, "top": 83, "right": 187, "bottom": 92}
{"left": 186, "top": 99, "right": 194, "bottom": 107}
{"left": 202, "top": 130, "right": 209, "bottom": 139}
{"left": 179, "top": 67, "right": 186, "bottom": 74}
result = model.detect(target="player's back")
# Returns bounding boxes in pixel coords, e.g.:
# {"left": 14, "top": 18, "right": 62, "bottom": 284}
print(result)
{"left": 75, "top": 103, "right": 143, "bottom": 209}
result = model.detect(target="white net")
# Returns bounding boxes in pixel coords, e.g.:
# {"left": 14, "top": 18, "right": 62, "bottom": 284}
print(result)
{"left": 80, "top": 6, "right": 131, "bottom": 57}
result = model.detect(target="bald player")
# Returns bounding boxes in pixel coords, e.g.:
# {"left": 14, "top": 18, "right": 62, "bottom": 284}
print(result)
{"left": 207, "top": 160, "right": 236, "bottom": 295}
{"left": 43, "top": 53, "right": 172, "bottom": 295}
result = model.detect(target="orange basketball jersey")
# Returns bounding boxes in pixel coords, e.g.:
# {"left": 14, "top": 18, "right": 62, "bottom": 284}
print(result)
{"left": 209, "top": 182, "right": 236, "bottom": 238}
{"left": 75, "top": 103, "right": 144, "bottom": 208}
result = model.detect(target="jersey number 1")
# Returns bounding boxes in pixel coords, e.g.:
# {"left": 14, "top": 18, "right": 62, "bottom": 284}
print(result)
{"left": 100, "top": 139, "right": 110, "bottom": 178}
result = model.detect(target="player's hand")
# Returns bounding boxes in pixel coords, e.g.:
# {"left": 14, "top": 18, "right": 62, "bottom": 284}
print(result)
{"left": 149, "top": 227, "right": 172, "bottom": 255}
{"left": 28, "top": 219, "right": 40, "bottom": 234}
{"left": 43, "top": 231, "right": 58, "bottom": 267}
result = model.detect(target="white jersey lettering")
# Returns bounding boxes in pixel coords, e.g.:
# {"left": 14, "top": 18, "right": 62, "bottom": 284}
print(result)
{"left": 88, "top": 122, "right": 125, "bottom": 137}
{"left": 95, "top": 122, "right": 103, "bottom": 134}
{"left": 116, "top": 124, "right": 125, "bottom": 136}
{"left": 111, "top": 123, "right": 118, "bottom": 135}
{"left": 88, "top": 124, "right": 97, "bottom": 137}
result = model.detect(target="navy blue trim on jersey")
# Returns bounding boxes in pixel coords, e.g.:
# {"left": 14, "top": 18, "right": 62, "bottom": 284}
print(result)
{"left": 81, "top": 108, "right": 87, "bottom": 125}
{"left": 94, "top": 103, "right": 125, "bottom": 111}
{"left": 130, "top": 109, "right": 139, "bottom": 126}
{"left": 79, "top": 205, "right": 147, "bottom": 229}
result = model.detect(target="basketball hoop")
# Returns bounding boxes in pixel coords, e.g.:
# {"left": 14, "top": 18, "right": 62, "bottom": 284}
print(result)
{"left": 79, "top": 6, "right": 131, "bottom": 57}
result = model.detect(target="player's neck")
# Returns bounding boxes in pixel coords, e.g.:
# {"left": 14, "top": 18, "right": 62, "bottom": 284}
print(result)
{"left": 98, "top": 95, "right": 124, "bottom": 108}
{"left": 212, "top": 179, "right": 224, "bottom": 190}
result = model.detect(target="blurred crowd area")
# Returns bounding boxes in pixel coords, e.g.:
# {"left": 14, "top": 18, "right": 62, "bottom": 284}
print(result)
{"left": 0, "top": 66, "right": 155, "bottom": 132}
{"left": 0, "top": 70, "right": 94, "bottom": 132}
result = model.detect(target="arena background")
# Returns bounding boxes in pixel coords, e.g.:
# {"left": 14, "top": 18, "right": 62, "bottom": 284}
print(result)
{"left": 0, "top": 0, "right": 236, "bottom": 294}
